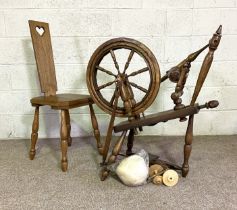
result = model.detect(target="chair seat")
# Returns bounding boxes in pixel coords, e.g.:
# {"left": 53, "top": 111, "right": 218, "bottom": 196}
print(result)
{"left": 31, "top": 93, "right": 93, "bottom": 109}
{"left": 114, "top": 104, "right": 200, "bottom": 133}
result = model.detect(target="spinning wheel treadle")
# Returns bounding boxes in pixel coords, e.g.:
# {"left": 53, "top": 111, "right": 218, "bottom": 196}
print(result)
{"left": 87, "top": 38, "right": 161, "bottom": 117}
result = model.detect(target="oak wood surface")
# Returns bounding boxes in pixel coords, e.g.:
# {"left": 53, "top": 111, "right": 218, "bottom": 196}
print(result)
{"left": 31, "top": 93, "right": 93, "bottom": 109}
{"left": 29, "top": 20, "right": 57, "bottom": 96}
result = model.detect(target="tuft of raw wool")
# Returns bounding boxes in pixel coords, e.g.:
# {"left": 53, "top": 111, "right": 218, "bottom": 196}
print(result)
{"left": 116, "top": 155, "right": 149, "bottom": 186}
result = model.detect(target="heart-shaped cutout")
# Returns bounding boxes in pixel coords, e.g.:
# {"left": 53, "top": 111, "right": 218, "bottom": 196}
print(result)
{"left": 36, "top": 26, "right": 45, "bottom": 36}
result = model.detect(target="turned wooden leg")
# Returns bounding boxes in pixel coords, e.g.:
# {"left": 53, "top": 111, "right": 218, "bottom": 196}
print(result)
{"left": 100, "top": 167, "right": 110, "bottom": 181}
{"left": 60, "top": 109, "right": 68, "bottom": 172}
{"left": 108, "top": 131, "right": 127, "bottom": 164}
{"left": 29, "top": 106, "right": 39, "bottom": 160}
{"left": 100, "top": 131, "right": 127, "bottom": 181}
{"left": 182, "top": 114, "right": 194, "bottom": 177}
{"left": 65, "top": 110, "right": 72, "bottom": 146}
{"left": 89, "top": 104, "right": 103, "bottom": 154}
{"left": 126, "top": 129, "right": 134, "bottom": 156}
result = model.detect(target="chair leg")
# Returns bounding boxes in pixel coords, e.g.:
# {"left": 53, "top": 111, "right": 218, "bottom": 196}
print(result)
{"left": 182, "top": 114, "right": 194, "bottom": 177}
{"left": 89, "top": 103, "right": 103, "bottom": 154}
{"left": 126, "top": 129, "right": 134, "bottom": 156}
{"left": 29, "top": 106, "right": 39, "bottom": 160}
{"left": 60, "top": 109, "right": 68, "bottom": 172}
{"left": 65, "top": 110, "right": 72, "bottom": 146}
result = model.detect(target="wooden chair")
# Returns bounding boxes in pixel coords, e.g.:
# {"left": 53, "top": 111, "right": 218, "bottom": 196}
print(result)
{"left": 86, "top": 26, "right": 222, "bottom": 180}
{"left": 28, "top": 20, "right": 101, "bottom": 172}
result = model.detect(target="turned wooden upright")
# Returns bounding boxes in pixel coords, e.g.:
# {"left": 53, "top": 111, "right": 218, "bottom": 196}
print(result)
{"left": 28, "top": 20, "right": 101, "bottom": 171}
{"left": 182, "top": 25, "right": 222, "bottom": 177}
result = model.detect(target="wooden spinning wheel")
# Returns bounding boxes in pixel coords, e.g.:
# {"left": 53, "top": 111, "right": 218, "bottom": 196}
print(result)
{"left": 87, "top": 26, "right": 222, "bottom": 181}
{"left": 87, "top": 38, "right": 161, "bottom": 117}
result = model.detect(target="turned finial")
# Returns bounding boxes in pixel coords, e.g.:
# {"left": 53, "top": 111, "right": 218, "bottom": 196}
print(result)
{"left": 209, "top": 25, "right": 222, "bottom": 50}
{"left": 216, "top": 25, "right": 222, "bottom": 34}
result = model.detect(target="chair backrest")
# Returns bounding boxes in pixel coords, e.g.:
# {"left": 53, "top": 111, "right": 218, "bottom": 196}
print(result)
{"left": 29, "top": 20, "right": 57, "bottom": 96}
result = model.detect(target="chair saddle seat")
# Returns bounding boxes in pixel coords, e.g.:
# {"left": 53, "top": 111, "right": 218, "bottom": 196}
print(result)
{"left": 31, "top": 93, "right": 93, "bottom": 109}
{"left": 114, "top": 105, "right": 200, "bottom": 133}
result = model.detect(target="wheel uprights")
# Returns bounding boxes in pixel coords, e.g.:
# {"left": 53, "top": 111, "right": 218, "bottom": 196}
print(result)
{"left": 87, "top": 38, "right": 161, "bottom": 179}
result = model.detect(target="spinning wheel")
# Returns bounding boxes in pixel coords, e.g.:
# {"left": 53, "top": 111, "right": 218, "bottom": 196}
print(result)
{"left": 87, "top": 38, "right": 161, "bottom": 117}
{"left": 87, "top": 26, "right": 222, "bottom": 181}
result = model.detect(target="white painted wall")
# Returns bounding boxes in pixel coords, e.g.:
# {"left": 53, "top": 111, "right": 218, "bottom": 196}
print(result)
{"left": 0, "top": 0, "right": 236, "bottom": 139}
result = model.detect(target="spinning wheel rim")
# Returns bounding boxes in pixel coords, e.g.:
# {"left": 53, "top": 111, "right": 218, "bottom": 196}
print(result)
{"left": 87, "top": 37, "right": 161, "bottom": 117}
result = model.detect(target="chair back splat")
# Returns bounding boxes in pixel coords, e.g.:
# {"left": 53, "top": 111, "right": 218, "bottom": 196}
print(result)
{"left": 29, "top": 20, "right": 57, "bottom": 96}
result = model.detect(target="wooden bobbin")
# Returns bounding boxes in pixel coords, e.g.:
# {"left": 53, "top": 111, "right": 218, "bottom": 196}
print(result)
{"left": 162, "top": 170, "right": 179, "bottom": 187}
{"left": 152, "top": 175, "right": 163, "bottom": 185}
{"left": 149, "top": 164, "right": 164, "bottom": 177}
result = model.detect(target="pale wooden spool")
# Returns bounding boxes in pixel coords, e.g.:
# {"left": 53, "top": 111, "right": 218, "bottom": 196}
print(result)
{"left": 162, "top": 170, "right": 179, "bottom": 187}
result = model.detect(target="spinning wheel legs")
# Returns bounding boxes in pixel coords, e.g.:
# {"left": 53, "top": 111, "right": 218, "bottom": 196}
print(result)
{"left": 182, "top": 114, "right": 194, "bottom": 177}
{"left": 60, "top": 110, "right": 68, "bottom": 172}
{"left": 126, "top": 129, "right": 134, "bottom": 156}
{"left": 100, "top": 167, "right": 110, "bottom": 181}
{"left": 108, "top": 131, "right": 127, "bottom": 163}
{"left": 100, "top": 131, "right": 127, "bottom": 181}
{"left": 29, "top": 106, "right": 39, "bottom": 160}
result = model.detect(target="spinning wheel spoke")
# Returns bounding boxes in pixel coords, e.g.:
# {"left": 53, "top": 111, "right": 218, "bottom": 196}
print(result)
{"left": 96, "top": 66, "right": 117, "bottom": 77}
{"left": 129, "top": 82, "right": 148, "bottom": 93}
{"left": 110, "top": 50, "right": 120, "bottom": 73}
{"left": 96, "top": 80, "right": 117, "bottom": 91}
{"left": 110, "top": 91, "right": 116, "bottom": 105}
{"left": 123, "top": 50, "right": 134, "bottom": 73}
{"left": 127, "top": 67, "right": 149, "bottom": 77}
